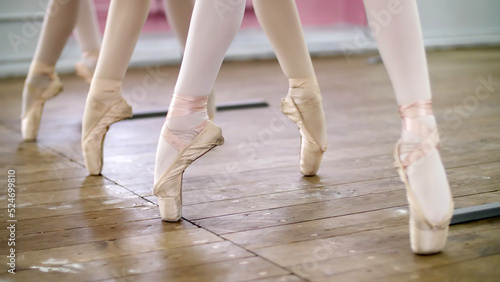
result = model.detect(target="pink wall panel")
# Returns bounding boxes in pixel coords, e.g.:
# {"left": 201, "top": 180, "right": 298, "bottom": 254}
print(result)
{"left": 93, "top": 0, "right": 366, "bottom": 33}
{"left": 294, "top": 0, "right": 366, "bottom": 26}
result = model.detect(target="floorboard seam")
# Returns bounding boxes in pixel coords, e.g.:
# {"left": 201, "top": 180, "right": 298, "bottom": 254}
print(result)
{"left": 181, "top": 216, "right": 310, "bottom": 281}
{"left": 187, "top": 186, "right": 499, "bottom": 222}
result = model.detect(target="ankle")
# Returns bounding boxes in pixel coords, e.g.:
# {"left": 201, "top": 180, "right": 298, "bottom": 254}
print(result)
{"left": 81, "top": 50, "right": 100, "bottom": 60}
{"left": 401, "top": 115, "right": 437, "bottom": 144}
{"left": 28, "top": 61, "right": 55, "bottom": 76}
{"left": 27, "top": 61, "right": 57, "bottom": 85}
{"left": 26, "top": 73, "right": 52, "bottom": 90}
{"left": 88, "top": 78, "right": 122, "bottom": 102}
{"left": 289, "top": 77, "right": 319, "bottom": 89}
{"left": 167, "top": 94, "right": 208, "bottom": 119}
{"left": 166, "top": 111, "right": 207, "bottom": 131}
{"left": 80, "top": 50, "right": 99, "bottom": 69}
{"left": 288, "top": 77, "right": 321, "bottom": 104}
{"left": 166, "top": 94, "right": 209, "bottom": 131}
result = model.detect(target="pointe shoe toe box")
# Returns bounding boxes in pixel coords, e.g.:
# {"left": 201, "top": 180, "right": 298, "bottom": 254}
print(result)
{"left": 158, "top": 197, "right": 182, "bottom": 222}
{"left": 280, "top": 95, "right": 326, "bottom": 176}
{"left": 154, "top": 121, "right": 224, "bottom": 222}
{"left": 82, "top": 98, "right": 133, "bottom": 175}
{"left": 299, "top": 140, "right": 324, "bottom": 176}
{"left": 21, "top": 77, "right": 63, "bottom": 141}
{"left": 21, "top": 111, "right": 42, "bottom": 141}
{"left": 82, "top": 137, "right": 105, "bottom": 175}
{"left": 410, "top": 219, "right": 449, "bottom": 255}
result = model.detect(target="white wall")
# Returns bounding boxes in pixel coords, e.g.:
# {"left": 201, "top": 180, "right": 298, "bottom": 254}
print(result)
{"left": 0, "top": 1, "right": 49, "bottom": 63}
{"left": 419, "top": 0, "right": 500, "bottom": 45}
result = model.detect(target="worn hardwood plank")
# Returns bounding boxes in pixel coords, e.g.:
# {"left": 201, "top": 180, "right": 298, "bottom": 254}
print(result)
{"left": 2, "top": 241, "right": 255, "bottom": 281}
{"left": 192, "top": 188, "right": 500, "bottom": 235}
{"left": 375, "top": 253, "right": 500, "bottom": 282}
{"left": 107, "top": 257, "right": 290, "bottom": 282}
{"left": 315, "top": 228, "right": 500, "bottom": 281}
{"left": 256, "top": 218, "right": 500, "bottom": 281}
{"left": 14, "top": 205, "right": 162, "bottom": 236}
{"left": 0, "top": 217, "right": 196, "bottom": 252}
{"left": 0, "top": 195, "right": 152, "bottom": 221}
{"left": 1, "top": 228, "right": 224, "bottom": 274}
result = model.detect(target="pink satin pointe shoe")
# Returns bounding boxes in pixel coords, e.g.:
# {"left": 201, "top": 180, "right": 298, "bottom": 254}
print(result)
{"left": 82, "top": 82, "right": 132, "bottom": 175}
{"left": 154, "top": 120, "right": 224, "bottom": 222}
{"left": 21, "top": 62, "right": 63, "bottom": 141}
{"left": 75, "top": 50, "right": 99, "bottom": 83}
{"left": 393, "top": 99, "right": 454, "bottom": 255}
{"left": 280, "top": 85, "right": 327, "bottom": 176}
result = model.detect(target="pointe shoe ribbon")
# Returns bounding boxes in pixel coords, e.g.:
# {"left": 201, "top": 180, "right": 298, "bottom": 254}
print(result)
{"left": 393, "top": 99, "right": 454, "bottom": 255}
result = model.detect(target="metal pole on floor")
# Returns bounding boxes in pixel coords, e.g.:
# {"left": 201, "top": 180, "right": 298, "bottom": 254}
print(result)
{"left": 128, "top": 99, "right": 269, "bottom": 120}
{"left": 450, "top": 202, "right": 500, "bottom": 225}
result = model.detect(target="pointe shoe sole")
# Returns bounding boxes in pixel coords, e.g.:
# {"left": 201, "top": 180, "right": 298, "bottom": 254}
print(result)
{"left": 82, "top": 98, "right": 132, "bottom": 175}
{"left": 280, "top": 95, "right": 325, "bottom": 176}
{"left": 21, "top": 81, "right": 63, "bottom": 141}
{"left": 393, "top": 143, "right": 452, "bottom": 255}
{"left": 154, "top": 121, "right": 224, "bottom": 222}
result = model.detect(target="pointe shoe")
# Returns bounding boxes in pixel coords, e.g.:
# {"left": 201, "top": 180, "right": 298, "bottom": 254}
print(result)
{"left": 280, "top": 92, "right": 327, "bottom": 176}
{"left": 82, "top": 95, "right": 132, "bottom": 175}
{"left": 21, "top": 62, "right": 63, "bottom": 141}
{"left": 75, "top": 50, "right": 99, "bottom": 83}
{"left": 154, "top": 120, "right": 224, "bottom": 222}
{"left": 393, "top": 99, "right": 454, "bottom": 255}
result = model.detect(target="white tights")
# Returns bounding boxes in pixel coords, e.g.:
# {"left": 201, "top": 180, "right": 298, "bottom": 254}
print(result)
{"left": 74, "top": 0, "right": 101, "bottom": 54}
{"left": 155, "top": 0, "right": 246, "bottom": 182}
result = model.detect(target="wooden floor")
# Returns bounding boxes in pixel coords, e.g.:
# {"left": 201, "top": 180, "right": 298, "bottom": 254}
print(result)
{"left": 1, "top": 49, "right": 500, "bottom": 281}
